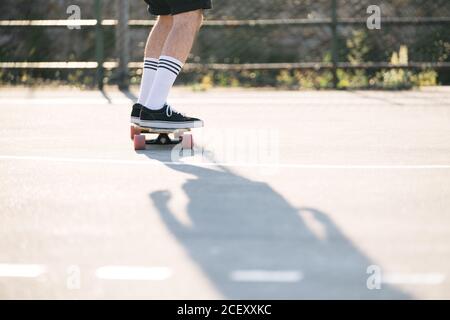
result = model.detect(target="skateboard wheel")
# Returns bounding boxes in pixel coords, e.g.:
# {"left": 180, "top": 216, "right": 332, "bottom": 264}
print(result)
{"left": 134, "top": 134, "right": 146, "bottom": 150}
{"left": 182, "top": 134, "right": 193, "bottom": 150}
{"left": 130, "top": 126, "right": 141, "bottom": 140}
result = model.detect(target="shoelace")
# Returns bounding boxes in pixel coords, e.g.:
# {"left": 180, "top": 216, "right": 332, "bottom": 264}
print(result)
{"left": 165, "top": 104, "right": 185, "bottom": 117}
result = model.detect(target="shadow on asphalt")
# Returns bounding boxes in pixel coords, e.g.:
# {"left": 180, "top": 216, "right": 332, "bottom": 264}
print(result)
{"left": 119, "top": 89, "right": 138, "bottom": 103}
{"left": 138, "top": 148, "right": 410, "bottom": 299}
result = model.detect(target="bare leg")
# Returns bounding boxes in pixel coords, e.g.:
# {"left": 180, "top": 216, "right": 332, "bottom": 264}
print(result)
{"left": 136, "top": 16, "right": 173, "bottom": 105}
{"left": 144, "top": 10, "right": 204, "bottom": 109}
{"left": 145, "top": 15, "right": 173, "bottom": 59}
{"left": 161, "top": 10, "right": 204, "bottom": 63}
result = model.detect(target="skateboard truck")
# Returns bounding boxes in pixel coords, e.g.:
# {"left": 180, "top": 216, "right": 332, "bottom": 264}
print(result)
{"left": 151, "top": 133, "right": 180, "bottom": 145}
{"left": 131, "top": 125, "right": 194, "bottom": 151}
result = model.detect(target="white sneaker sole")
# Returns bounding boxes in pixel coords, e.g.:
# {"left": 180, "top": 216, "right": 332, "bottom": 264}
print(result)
{"left": 130, "top": 116, "right": 140, "bottom": 125}
{"left": 139, "top": 119, "right": 204, "bottom": 129}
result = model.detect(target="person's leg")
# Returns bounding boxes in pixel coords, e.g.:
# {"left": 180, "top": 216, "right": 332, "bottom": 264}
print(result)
{"left": 160, "top": 9, "right": 204, "bottom": 63}
{"left": 144, "top": 10, "right": 204, "bottom": 110}
{"left": 137, "top": 15, "right": 173, "bottom": 105}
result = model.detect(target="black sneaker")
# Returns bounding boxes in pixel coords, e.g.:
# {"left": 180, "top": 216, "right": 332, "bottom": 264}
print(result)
{"left": 139, "top": 104, "right": 204, "bottom": 129}
{"left": 131, "top": 103, "right": 143, "bottom": 125}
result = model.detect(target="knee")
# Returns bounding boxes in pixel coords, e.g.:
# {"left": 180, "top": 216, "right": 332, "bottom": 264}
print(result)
{"left": 173, "top": 10, "right": 204, "bottom": 31}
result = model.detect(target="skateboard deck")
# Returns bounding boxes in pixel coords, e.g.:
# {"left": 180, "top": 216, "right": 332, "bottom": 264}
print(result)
{"left": 130, "top": 124, "right": 194, "bottom": 151}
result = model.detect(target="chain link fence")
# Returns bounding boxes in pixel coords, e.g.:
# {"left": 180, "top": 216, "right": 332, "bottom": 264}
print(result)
{"left": 0, "top": 0, "right": 449, "bottom": 89}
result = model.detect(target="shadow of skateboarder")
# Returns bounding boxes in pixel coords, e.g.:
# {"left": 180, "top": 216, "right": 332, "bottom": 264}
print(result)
{"left": 147, "top": 158, "right": 410, "bottom": 299}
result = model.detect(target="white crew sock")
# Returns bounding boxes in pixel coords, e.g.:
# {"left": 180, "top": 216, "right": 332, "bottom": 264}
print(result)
{"left": 144, "top": 55, "right": 183, "bottom": 110}
{"left": 137, "top": 58, "right": 158, "bottom": 105}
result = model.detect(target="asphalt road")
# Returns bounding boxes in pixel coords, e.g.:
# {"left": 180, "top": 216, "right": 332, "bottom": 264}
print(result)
{"left": 0, "top": 86, "right": 449, "bottom": 299}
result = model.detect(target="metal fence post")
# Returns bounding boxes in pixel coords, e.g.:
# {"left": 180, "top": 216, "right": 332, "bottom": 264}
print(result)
{"left": 331, "top": 0, "right": 339, "bottom": 89}
{"left": 116, "top": 0, "right": 130, "bottom": 91}
{"left": 95, "top": 0, "right": 104, "bottom": 90}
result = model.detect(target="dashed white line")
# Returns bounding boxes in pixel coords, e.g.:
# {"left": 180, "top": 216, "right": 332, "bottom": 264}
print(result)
{"left": 383, "top": 273, "right": 446, "bottom": 285}
{"left": 0, "top": 264, "right": 46, "bottom": 278}
{"left": 230, "top": 270, "right": 303, "bottom": 283}
{"left": 95, "top": 266, "right": 172, "bottom": 281}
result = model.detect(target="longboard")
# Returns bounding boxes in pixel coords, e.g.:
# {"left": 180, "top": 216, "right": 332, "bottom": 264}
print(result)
{"left": 130, "top": 125, "right": 193, "bottom": 151}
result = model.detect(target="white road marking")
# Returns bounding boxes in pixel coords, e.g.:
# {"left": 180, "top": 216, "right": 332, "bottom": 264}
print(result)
{"left": 95, "top": 266, "right": 172, "bottom": 281}
{"left": 0, "top": 98, "right": 304, "bottom": 106}
{"left": 0, "top": 264, "right": 46, "bottom": 278}
{"left": 383, "top": 273, "right": 446, "bottom": 285}
{"left": 0, "top": 98, "right": 128, "bottom": 105}
{"left": 1, "top": 155, "right": 450, "bottom": 170}
{"left": 230, "top": 270, "right": 303, "bottom": 283}
{"left": 1, "top": 97, "right": 444, "bottom": 107}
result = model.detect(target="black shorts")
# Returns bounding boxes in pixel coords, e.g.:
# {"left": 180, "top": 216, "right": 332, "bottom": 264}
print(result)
{"left": 144, "top": 0, "right": 212, "bottom": 16}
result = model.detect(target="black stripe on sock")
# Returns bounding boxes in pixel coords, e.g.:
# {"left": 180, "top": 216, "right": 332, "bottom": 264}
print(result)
{"left": 144, "top": 63, "right": 158, "bottom": 68}
{"left": 158, "top": 60, "right": 181, "bottom": 70}
{"left": 158, "top": 61, "right": 180, "bottom": 71}
{"left": 158, "top": 65, "right": 179, "bottom": 76}
{"left": 159, "top": 58, "right": 182, "bottom": 70}
{"left": 158, "top": 62, "right": 180, "bottom": 75}
{"left": 144, "top": 66, "right": 157, "bottom": 71}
